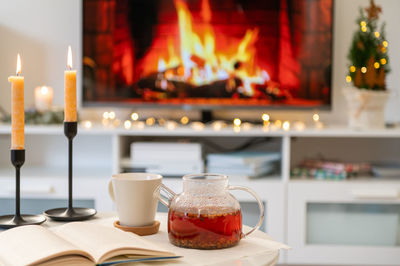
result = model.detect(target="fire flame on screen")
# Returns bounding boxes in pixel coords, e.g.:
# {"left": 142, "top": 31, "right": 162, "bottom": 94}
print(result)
{"left": 155, "top": 0, "right": 270, "bottom": 96}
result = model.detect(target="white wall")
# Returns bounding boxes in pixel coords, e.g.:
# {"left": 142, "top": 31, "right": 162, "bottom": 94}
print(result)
{"left": 0, "top": 0, "right": 399, "bottom": 124}
{"left": 0, "top": 0, "right": 81, "bottom": 112}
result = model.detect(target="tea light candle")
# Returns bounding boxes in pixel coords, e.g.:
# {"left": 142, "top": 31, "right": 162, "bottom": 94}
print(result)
{"left": 64, "top": 46, "right": 77, "bottom": 122}
{"left": 34, "top": 86, "right": 54, "bottom": 112}
{"left": 8, "top": 54, "right": 24, "bottom": 150}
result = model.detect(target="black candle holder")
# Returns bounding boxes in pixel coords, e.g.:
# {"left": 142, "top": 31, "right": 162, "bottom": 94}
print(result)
{"left": 44, "top": 122, "right": 96, "bottom": 221}
{"left": 0, "top": 150, "right": 46, "bottom": 229}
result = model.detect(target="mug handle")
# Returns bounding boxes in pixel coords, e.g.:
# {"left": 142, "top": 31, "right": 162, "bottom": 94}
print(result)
{"left": 108, "top": 180, "right": 115, "bottom": 202}
{"left": 228, "top": 185, "right": 264, "bottom": 238}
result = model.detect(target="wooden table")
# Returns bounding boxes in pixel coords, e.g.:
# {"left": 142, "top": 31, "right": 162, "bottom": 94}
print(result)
{"left": 41, "top": 212, "right": 284, "bottom": 266}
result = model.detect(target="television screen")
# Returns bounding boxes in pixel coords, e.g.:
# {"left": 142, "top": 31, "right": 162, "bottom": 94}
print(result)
{"left": 83, "top": 0, "right": 333, "bottom": 108}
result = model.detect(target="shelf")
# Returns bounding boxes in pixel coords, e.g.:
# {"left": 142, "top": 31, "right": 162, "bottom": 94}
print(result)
{"left": 0, "top": 124, "right": 399, "bottom": 138}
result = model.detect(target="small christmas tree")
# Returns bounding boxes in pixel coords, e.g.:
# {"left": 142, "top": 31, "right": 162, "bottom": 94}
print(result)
{"left": 346, "top": 0, "right": 389, "bottom": 90}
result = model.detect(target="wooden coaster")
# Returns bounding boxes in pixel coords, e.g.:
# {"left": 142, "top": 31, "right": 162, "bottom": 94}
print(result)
{"left": 114, "top": 220, "right": 160, "bottom": 236}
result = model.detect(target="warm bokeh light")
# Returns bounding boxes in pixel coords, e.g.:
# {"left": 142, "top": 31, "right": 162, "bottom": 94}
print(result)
{"left": 166, "top": 120, "right": 178, "bottom": 130}
{"left": 360, "top": 21, "right": 366, "bottom": 27}
{"left": 103, "top": 112, "right": 109, "bottom": 119}
{"left": 380, "top": 58, "right": 387, "bottom": 65}
{"left": 346, "top": 76, "right": 352, "bottom": 83}
{"left": 274, "top": 120, "right": 282, "bottom": 128}
{"left": 212, "top": 121, "right": 226, "bottom": 131}
{"left": 124, "top": 120, "right": 132, "bottom": 129}
{"left": 374, "top": 31, "right": 380, "bottom": 38}
{"left": 133, "top": 121, "right": 145, "bottom": 129}
{"left": 83, "top": 120, "right": 92, "bottom": 129}
{"left": 180, "top": 116, "right": 189, "bottom": 125}
{"left": 146, "top": 117, "right": 155, "bottom": 126}
{"left": 233, "top": 118, "right": 241, "bottom": 127}
{"left": 361, "top": 67, "right": 367, "bottom": 73}
{"left": 158, "top": 118, "right": 166, "bottom": 126}
{"left": 112, "top": 119, "right": 121, "bottom": 127}
{"left": 67, "top": 45, "right": 73, "bottom": 69}
{"left": 131, "top": 112, "right": 139, "bottom": 121}
{"left": 349, "top": 66, "right": 356, "bottom": 72}
{"left": 313, "top": 113, "right": 320, "bottom": 122}
{"left": 262, "top": 113, "right": 270, "bottom": 122}
{"left": 361, "top": 26, "right": 367, "bottom": 32}
{"left": 40, "top": 86, "right": 49, "bottom": 95}
{"left": 16, "top": 54, "right": 22, "bottom": 75}
{"left": 374, "top": 62, "right": 380, "bottom": 69}
{"left": 191, "top": 121, "right": 205, "bottom": 131}
{"left": 382, "top": 41, "right": 388, "bottom": 47}
{"left": 282, "top": 121, "right": 290, "bottom": 131}
{"left": 109, "top": 111, "right": 116, "bottom": 119}
{"left": 242, "top": 122, "right": 252, "bottom": 131}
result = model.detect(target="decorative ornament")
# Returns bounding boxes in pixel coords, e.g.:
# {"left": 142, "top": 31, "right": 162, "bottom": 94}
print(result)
{"left": 346, "top": 0, "right": 389, "bottom": 90}
{"left": 365, "top": 0, "right": 382, "bottom": 20}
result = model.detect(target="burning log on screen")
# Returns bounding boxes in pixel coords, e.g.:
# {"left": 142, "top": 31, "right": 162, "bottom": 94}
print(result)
{"left": 132, "top": 66, "right": 288, "bottom": 102}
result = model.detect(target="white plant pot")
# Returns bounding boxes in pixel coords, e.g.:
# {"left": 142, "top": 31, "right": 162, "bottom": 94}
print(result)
{"left": 343, "top": 87, "right": 389, "bottom": 129}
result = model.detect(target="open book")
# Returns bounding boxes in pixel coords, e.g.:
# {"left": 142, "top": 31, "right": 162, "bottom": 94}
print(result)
{"left": 0, "top": 222, "right": 179, "bottom": 266}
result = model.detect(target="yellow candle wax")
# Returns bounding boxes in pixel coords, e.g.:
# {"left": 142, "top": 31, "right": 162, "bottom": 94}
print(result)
{"left": 8, "top": 54, "right": 24, "bottom": 150}
{"left": 64, "top": 46, "right": 77, "bottom": 122}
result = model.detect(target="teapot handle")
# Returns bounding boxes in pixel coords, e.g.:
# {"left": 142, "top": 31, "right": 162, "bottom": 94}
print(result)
{"left": 228, "top": 185, "right": 265, "bottom": 238}
{"left": 157, "top": 183, "right": 177, "bottom": 208}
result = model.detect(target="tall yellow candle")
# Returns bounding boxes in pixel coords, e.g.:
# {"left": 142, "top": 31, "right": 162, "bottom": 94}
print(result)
{"left": 8, "top": 54, "right": 24, "bottom": 150}
{"left": 64, "top": 46, "right": 77, "bottom": 122}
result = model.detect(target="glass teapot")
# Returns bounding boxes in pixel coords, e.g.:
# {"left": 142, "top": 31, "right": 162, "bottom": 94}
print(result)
{"left": 158, "top": 173, "right": 264, "bottom": 249}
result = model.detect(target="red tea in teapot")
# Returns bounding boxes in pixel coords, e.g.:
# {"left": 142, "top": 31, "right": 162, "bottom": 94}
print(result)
{"left": 168, "top": 209, "right": 242, "bottom": 249}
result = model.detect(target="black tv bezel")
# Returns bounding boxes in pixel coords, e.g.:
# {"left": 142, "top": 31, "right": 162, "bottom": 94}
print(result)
{"left": 81, "top": 0, "right": 335, "bottom": 111}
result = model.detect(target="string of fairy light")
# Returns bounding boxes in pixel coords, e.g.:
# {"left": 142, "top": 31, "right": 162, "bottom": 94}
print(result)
{"left": 80, "top": 111, "right": 325, "bottom": 132}
{"left": 345, "top": 19, "right": 388, "bottom": 84}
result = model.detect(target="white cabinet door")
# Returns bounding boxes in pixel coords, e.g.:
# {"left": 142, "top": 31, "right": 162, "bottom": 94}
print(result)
{"left": 287, "top": 180, "right": 400, "bottom": 265}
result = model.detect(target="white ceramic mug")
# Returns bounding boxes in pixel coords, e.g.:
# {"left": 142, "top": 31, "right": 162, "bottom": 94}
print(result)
{"left": 109, "top": 173, "right": 162, "bottom": 227}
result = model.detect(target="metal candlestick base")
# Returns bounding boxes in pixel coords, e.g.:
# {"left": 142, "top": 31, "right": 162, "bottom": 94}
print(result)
{"left": 0, "top": 150, "right": 46, "bottom": 229}
{"left": 44, "top": 122, "right": 96, "bottom": 221}
{"left": 44, "top": 207, "right": 97, "bottom": 221}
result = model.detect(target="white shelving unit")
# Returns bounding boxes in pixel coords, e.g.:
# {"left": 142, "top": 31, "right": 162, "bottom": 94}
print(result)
{"left": 0, "top": 124, "right": 399, "bottom": 265}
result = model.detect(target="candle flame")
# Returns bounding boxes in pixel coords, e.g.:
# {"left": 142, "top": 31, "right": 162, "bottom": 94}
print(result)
{"left": 67, "top": 46, "right": 73, "bottom": 69}
{"left": 16, "top": 54, "right": 22, "bottom": 75}
{"left": 40, "top": 86, "right": 49, "bottom": 95}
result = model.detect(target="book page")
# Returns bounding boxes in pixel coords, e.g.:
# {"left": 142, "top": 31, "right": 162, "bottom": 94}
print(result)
{"left": 54, "top": 222, "right": 175, "bottom": 263}
{"left": 0, "top": 225, "right": 93, "bottom": 266}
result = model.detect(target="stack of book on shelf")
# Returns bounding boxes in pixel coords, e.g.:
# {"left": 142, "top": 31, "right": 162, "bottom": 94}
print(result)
{"left": 206, "top": 152, "right": 281, "bottom": 179}
{"left": 123, "top": 142, "right": 204, "bottom": 176}
{"left": 291, "top": 159, "right": 372, "bottom": 180}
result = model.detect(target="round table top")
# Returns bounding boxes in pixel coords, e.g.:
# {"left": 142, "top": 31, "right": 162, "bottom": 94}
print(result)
{"left": 43, "top": 212, "right": 283, "bottom": 266}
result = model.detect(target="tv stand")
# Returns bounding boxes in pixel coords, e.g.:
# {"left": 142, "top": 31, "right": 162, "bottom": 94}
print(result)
{"left": 201, "top": 110, "right": 213, "bottom": 123}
